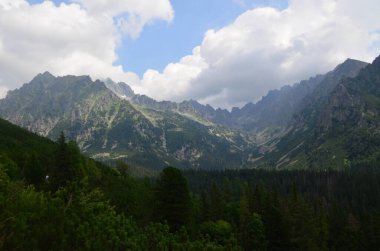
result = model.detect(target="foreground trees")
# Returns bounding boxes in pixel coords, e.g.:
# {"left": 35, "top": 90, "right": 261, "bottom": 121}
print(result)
{"left": 1, "top": 131, "right": 380, "bottom": 250}
{"left": 50, "top": 132, "right": 84, "bottom": 191}
{"left": 155, "top": 166, "right": 191, "bottom": 231}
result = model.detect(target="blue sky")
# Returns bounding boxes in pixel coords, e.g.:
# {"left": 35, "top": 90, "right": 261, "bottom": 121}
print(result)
{"left": 27, "top": 0, "right": 288, "bottom": 76}
{"left": 117, "top": 0, "right": 288, "bottom": 76}
{"left": 117, "top": 0, "right": 248, "bottom": 76}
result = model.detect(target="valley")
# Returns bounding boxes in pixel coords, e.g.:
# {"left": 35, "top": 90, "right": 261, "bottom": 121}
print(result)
{"left": 1, "top": 1, "right": 380, "bottom": 250}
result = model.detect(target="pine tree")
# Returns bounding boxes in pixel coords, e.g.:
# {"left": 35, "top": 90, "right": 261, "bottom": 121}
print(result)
{"left": 50, "top": 132, "right": 80, "bottom": 191}
{"left": 239, "top": 196, "right": 251, "bottom": 249}
{"left": 263, "top": 191, "right": 291, "bottom": 251}
{"left": 155, "top": 166, "right": 191, "bottom": 232}
{"left": 209, "top": 181, "right": 224, "bottom": 220}
{"left": 288, "top": 186, "right": 319, "bottom": 251}
{"left": 247, "top": 213, "right": 268, "bottom": 251}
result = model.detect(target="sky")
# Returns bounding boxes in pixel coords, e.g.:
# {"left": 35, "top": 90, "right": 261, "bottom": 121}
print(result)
{"left": 0, "top": 0, "right": 379, "bottom": 109}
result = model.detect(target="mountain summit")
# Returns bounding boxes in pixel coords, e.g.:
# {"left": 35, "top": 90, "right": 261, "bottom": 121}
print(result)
{"left": 0, "top": 74, "right": 252, "bottom": 170}
{"left": 0, "top": 57, "right": 376, "bottom": 171}
{"left": 262, "top": 56, "right": 380, "bottom": 169}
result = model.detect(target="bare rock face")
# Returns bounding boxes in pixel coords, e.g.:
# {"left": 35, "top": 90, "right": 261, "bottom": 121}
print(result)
{"left": 103, "top": 59, "right": 368, "bottom": 146}
{"left": 262, "top": 56, "right": 380, "bottom": 170}
{"left": 0, "top": 73, "right": 253, "bottom": 170}
{"left": 0, "top": 57, "right": 375, "bottom": 171}
{"left": 319, "top": 56, "right": 380, "bottom": 133}
{"left": 319, "top": 83, "right": 359, "bottom": 132}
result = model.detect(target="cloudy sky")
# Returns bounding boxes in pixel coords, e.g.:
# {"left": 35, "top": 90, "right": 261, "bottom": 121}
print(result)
{"left": 0, "top": 0, "right": 379, "bottom": 109}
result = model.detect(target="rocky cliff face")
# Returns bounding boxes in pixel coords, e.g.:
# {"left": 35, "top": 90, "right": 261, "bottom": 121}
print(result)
{"left": 0, "top": 57, "right": 373, "bottom": 171}
{"left": 319, "top": 57, "right": 380, "bottom": 133}
{"left": 0, "top": 73, "right": 253, "bottom": 170}
{"left": 230, "top": 59, "right": 368, "bottom": 142}
{"left": 292, "top": 59, "right": 368, "bottom": 131}
{"left": 262, "top": 57, "right": 380, "bottom": 170}
{"left": 103, "top": 59, "right": 367, "bottom": 145}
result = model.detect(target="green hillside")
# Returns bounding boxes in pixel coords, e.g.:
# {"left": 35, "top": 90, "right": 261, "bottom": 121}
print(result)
{"left": 0, "top": 118, "right": 55, "bottom": 183}
{"left": 263, "top": 56, "right": 380, "bottom": 170}
{"left": 1, "top": 117, "right": 380, "bottom": 250}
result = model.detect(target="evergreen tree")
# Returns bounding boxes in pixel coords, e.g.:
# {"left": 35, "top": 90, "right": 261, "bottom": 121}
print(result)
{"left": 238, "top": 196, "right": 251, "bottom": 249}
{"left": 316, "top": 199, "right": 329, "bottom": 251}
{"left": 288, "top": 187, "right": 319, "bottom": 251}
{"left": 263, "top": 191, "right": 291, "bottom": 251}
{"left": 50, "top": 132, "right": 74, "bottom": 190}
{"left": 200, "top": 191, "right": 211, "bottom": 222}
{"left": 50, "top": 132, "right": 84, "bottom": 191}
{"left": 155, "top": 166, "right": 191, "bottom": 232}
{"left": 246, "top": 213, "right": 267, "bottom": 251}
{"left": 210, "top": 181, "right": 224, "bottom": 220}
{"left": 23, "top": 153, "right": 45, "bottom": 187}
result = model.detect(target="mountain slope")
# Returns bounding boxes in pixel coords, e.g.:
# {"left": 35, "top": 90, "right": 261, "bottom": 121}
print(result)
{"left": 0, "top": 117, "right": 55, "bottom": 171}
{"left": 228, "top": 59, "right": 368, "bottom": 142}
{"left": 264, "top": 56, "right": 380, "bottom": 169}
{"left": 0, "top": 58, "right": 370, "bottom": 171}
{"left": 0, "top": 73, "right": 253, "bottom": 170}
{"left": 104, "top": 58, "right": 367, "bottom": 145}
{"left": 104, "top": 79, "right": 231, "bottom": 128}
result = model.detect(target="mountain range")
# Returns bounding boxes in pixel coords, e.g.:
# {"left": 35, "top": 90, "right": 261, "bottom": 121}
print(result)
{"left": 265, "top": 55, "right": 380, "bottom": 170}
{"left": 1, "top": 55, "right": 379, "bottom": 171}
{"left": 0, "top": 73, "right": 253, "bottom": 170}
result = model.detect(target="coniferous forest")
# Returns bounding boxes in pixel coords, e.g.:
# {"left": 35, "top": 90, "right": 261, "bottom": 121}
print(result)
{"left": 1, "top": 118, "right": 380, "bottom": 250}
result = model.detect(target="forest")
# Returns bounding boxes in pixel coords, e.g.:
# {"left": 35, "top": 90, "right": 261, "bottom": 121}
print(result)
{"left": 0, "top": 118, "right": 380, "bottom": 250}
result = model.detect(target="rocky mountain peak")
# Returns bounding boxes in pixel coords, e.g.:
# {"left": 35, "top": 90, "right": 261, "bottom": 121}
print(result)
{"left": 0, "top": 55, "right": 377, "bottom": 170}
{"left": 29, "top": 71, "right": 56, "bottom": 85}
{"left": 371, "top": 54, "right": 380, "bottom": 68}
{"left": 332, "top": 58, "right": 368, "bottom": 77}
{"left": 103, "top": 78, "right": 135, "bottom": 98}
{"left": 41, "top": 71, "right": 54, "bottom": 78}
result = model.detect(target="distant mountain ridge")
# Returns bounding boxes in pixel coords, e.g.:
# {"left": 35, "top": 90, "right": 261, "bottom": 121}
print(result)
{"left": 0, "top": 57, "right": 374, "bottom": 171}
{"left": 261, "top": 56, "right": 380, "bottom": 169}
{"left": 104, "top": 58, "right": 367, "bottom": 143}
{"left": 0, "top": 72, "right": 253, "bottom": 170}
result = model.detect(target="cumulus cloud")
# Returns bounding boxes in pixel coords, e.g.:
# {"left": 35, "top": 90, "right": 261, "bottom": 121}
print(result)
{"left": 0, "top": 0, "right": 172, "bottom": 93}
{"left": 73, "top": 0, "right": 174, "bottom": 38}
{"left": 0, "top": 86, "right": 8, "bottom": 98}
{"left": 138, "top": 0, "right": 380, "bottom": 108}
{"left": 0, "top": 0, "right": 379, "bottom": 109}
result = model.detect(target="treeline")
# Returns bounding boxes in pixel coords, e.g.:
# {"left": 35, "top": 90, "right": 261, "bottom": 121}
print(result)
{"left": 1, "top": 129, "right": 380, "bottom": 250}
{"left": 185, "top": 167, "right": 380, "bottom": 250}
{"left": 0, "top": 132, "right": 241, "bottom": 250}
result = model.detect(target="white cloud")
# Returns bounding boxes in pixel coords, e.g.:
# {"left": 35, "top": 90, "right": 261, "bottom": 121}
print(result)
{"left": 73, "top": 0, "right": 174, "bottom": 38}
{"left": 0, "top": 85, "right": 8, "bottom": 98}
{"left": 0, "top": 0, "right": 26, "bottom": 10}
{"left": 0, "top": 0, "right": 172, "bottom": 94}
{"left": 136, "top": 46, "right": 208, "bottom": 100}
{"left": 137, "top": 0, "right": 380, "bottom": 108}
{"left": 1, "top": 0, "right": 379, "bottom": 109}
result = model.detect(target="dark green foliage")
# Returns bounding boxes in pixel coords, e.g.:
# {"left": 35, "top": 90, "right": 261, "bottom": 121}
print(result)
{"left": 0, "top": 120, "right": 242, "bottom": 250}
{"left": 263, "top": 192, "right": 291, "bottom": 251}
{"left": 246, "top": 213, "right": 267, "bottom": 251}
{"left": 50, "top": 132, "right": 83, "bottom": 191}
{"left": 154, "top": 166, "right": 191, "bottom": 231}
{"left": 288, "top": 194, "right": 319, "bottom": 250}
{"left": 185, "top": 168, "right": 380, "bottom": 251}
{"left": 1, "top": 117, "right": 380, "bottom": 250}
{"left": 0, "top": 118, "right": 54, "bottom": 185}
{"left": 210, "top": 181, "right": 225, "bottom": 220}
